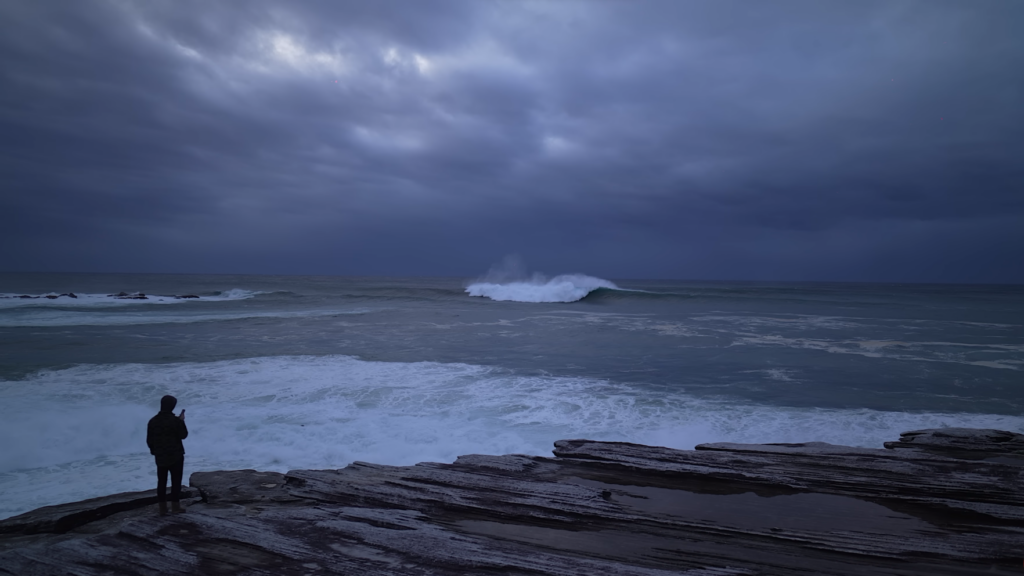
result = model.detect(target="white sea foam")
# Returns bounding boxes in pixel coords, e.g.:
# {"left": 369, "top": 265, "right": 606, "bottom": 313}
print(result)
{"left": 0, "top": 308, "right": 371, "bottom": 328}
{"left": 0, "top": 289, "right": 261, "bottom": 309}
{"left": 466, "top": 274, "right": 618, "bottom": 303}
{"left": 2, "top": 355, "right": 1022, "bottom": 520}
{"left": 731, "top": 334, "right": 1023, "bottom": 371}
{"left": 0, "top": 289, "right": 293, "bottom": 327}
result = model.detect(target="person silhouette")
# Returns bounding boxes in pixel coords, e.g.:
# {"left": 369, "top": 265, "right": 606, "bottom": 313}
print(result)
{"left": 146, "top": 394, "right": 188, "bottom": 515}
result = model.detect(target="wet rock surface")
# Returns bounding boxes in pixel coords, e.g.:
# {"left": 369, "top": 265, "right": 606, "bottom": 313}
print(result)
{"left": 1, "top": 428, "right": 1021, "bottom": 575}
{"left": 883, "top": 428, "right": 1024, "bottom": 461}
{"left": 0, "top": 489, "right": 197, "bottom": 536}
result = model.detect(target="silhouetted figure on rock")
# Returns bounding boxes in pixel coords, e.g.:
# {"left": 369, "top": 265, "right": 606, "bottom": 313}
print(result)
{"left": 146, "top": 395, "right": 188, "bottom": 515}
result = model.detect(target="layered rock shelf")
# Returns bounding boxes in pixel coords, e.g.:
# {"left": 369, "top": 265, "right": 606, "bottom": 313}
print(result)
{"left": 1, "top": 428, "right": 1022, "bottom": 575}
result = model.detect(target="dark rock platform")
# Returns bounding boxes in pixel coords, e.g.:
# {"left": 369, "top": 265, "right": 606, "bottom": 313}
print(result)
{"left": 1, "top": 428, "right": 1021, "bottom": 575}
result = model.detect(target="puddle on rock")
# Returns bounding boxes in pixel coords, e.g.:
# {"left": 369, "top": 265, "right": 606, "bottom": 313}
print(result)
{"left": 567, "top": 477, "right": 935, "bottom": 534}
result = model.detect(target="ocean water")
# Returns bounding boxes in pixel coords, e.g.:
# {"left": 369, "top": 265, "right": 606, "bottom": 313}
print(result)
{"left": 1, "top": 272, "right": 1022, "bottom": 519}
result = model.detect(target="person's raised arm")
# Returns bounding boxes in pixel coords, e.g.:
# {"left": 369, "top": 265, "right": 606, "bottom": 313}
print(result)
{"left": 178, "top": 410, "right": 189, "bottom": 439}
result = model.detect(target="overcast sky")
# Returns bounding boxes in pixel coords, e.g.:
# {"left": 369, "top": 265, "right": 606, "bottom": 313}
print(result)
{"left": 1, "top": 1, "right": 1022, "bottom": 282}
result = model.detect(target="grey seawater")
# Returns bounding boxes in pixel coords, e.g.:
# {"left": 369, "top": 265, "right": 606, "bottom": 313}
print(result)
{"left": 0, "top": 272, "right": 1022, "bottom": 519}
{"left": 2, "top": 273, "right": 1022, "bottom": 411}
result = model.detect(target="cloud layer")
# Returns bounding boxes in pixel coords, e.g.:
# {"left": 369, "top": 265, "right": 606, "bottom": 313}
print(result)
{"left": 2, "top": 0, "right": 1022, "bottom": 281}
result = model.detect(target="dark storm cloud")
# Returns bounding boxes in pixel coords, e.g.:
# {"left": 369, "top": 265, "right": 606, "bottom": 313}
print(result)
{"left": 1, "top": 0, "right": 1022, "bottom": 281}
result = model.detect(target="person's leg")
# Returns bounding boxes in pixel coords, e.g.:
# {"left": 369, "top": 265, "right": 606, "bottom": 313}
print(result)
{"left": 170, "top": 457, "right": 185, "bottom": 513}
{"left": 156, "top": 462, "right": 169, "bottom": 515}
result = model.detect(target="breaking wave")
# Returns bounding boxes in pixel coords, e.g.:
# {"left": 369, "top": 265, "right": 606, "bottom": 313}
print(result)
{"left": 466, "top": 274, "right": 619, "bottom": 303}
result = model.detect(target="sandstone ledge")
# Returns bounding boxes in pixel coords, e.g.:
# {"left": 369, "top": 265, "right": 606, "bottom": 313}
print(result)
{"left": 1, "top": 428, "right": 1022, "bottom": 575}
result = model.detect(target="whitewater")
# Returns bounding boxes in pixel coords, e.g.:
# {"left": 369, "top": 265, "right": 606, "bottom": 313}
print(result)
{"left": 465, "top": 274, "right": 619, "bottom": 303}
{"left": 0, "top": 288, "right": 260, "bottom": 308}
{"left": 0, "top": 272, "right": 1022, "bottom": 520}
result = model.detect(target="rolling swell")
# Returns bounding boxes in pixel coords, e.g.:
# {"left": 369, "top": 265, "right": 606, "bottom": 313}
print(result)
{"left": 465, "top": 275, "right": 703, "bottom": 304}
{"left": 580, "top": 287, "right": 695, "bottom": 302}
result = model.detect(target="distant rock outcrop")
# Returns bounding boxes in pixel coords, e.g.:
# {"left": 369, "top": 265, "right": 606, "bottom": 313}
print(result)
{"left": 5, "top": 291, "right": 198, "bottom": 301}
{"left": 107, "top": 292, "right": 148, "bottom": 300}
{"left": 14, "top": 293, "right": 77, "bottom": 300}
{"left": 1, "top": 429, "right": 1021, "bottom": 575}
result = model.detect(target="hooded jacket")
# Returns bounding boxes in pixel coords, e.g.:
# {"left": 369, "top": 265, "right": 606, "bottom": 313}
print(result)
{"left": 147, "top": 410, "right": 188, "bottom": 464}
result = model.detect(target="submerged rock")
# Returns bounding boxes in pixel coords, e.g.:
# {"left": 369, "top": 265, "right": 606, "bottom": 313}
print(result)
{"left": 1, "top": 429, "right": 1022, "bottom": 575}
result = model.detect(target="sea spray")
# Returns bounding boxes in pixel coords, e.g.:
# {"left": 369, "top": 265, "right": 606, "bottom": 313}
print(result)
{"left": 465, "top": 256, "right": 619, "bottom": 302}
{"left": 466, "top": 274, "right": 619, "bottom": 303}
